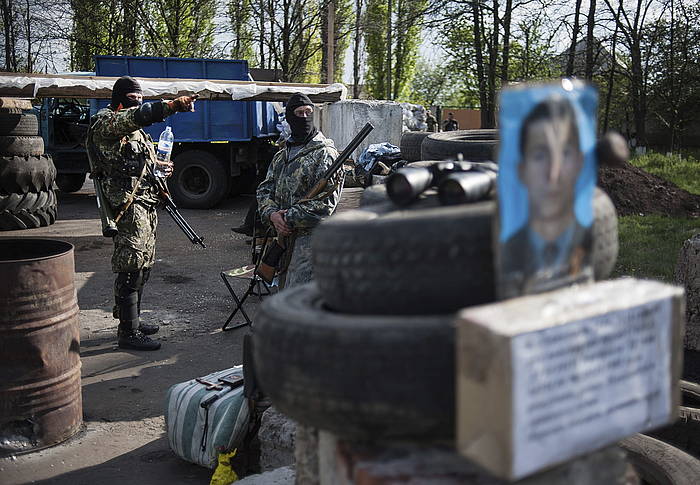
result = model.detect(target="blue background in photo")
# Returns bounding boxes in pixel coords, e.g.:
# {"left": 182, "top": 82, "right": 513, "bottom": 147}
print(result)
{"left": 497, "top": 82, "right": 598, "bottom": 242}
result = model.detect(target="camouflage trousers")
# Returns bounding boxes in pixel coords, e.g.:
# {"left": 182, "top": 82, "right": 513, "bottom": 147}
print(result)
{"left": 111, "top": 201, "right": 158, "bottom": 273}
{"left": 281, "top": 235, "right": 313, "bottom": 290}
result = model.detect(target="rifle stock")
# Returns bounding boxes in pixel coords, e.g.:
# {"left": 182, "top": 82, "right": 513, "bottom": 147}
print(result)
{"left": 255, "top": 122, "right": 374, "bottom": 283}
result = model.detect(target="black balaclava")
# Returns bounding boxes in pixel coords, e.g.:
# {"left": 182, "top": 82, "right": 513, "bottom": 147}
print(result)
{"left": 285, "top": 92, "right": 317, "bottom": 146}
{"left": 111, "top": 76, "right": 143, "bottom": 110}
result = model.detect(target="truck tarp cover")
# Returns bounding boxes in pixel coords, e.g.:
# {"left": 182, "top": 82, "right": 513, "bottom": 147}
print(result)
{"left": 0, "top": 74, "right": 347, "bottom": 103}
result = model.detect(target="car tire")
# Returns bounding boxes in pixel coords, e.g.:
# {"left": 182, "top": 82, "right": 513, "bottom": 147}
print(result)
{"left": 168, "top": 150, "right": 229, "bottom": 209}
{"left": 0, "top": 155, "right": 56, "bottom": 193}
{"left": 0, "top": 135, "right": 44, "bottom": 156}
{"left": 0, "top": 113, "right": 39, "bottom": 136}
{"left": 253, "top": 282, "right": 456, "bottom": 441}
{"left": 620, "top": 434, "right": 700, "bottom": 485}
{"left": 421, "top": 130, "right": 498, "bottom": 161}
{"left": 316, "top": 188, "right": 618, "bottom": 315}
{"left": 400, "top": 131, "right": 431, "bottom": 161}
{"left": 0, "top": 189, "right": 57, "bottom": 230}
{"left": 55, "top": 173, "right": 86, "bottom": 193}
{"left": 314, "top": 197, "right": 496, "bottom": 315}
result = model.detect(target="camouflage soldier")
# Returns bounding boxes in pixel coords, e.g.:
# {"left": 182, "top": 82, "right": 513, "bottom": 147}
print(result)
{"left": 257, "top": 92, "right": 343, "bottom": 289}
{"left": 87, "top": 76, "right": 196, "bottom": 350}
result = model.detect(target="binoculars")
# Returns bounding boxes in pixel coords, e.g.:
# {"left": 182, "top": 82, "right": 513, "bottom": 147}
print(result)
{"left": 386, "top": 161, "right": 498, "bottom": 206}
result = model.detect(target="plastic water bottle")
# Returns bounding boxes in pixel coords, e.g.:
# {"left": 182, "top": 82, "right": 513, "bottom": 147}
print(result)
{"left": 155, "top": 126, "right": 174, "bottom": 177}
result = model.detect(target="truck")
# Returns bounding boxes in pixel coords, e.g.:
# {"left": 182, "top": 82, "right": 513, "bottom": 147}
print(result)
{"left": 38, "top": 55, "right": 280, "bottom": 209}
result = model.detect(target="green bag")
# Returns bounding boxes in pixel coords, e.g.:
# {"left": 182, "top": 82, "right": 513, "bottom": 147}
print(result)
{"left": 165, "top": 366, "right": 250, "bottom": 469}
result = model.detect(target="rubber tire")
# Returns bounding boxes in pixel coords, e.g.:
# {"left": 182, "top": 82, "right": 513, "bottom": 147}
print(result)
{"left": 0, "top": 135, "right": 44, "bottom": 156}
{"left": 55, "top": 173, "right": 86, "bottom": 193}
{"left": 421, "top": 130, "right": 498, "bottom": 161}
{"left": 0, "top": 113, "right": 39, "bottom": 136}
{"left": 0, "top": 155, "right": 56, "bottom": 193}
{"left": 168, "top": 150, "right": 229, "bottom": 209}
{"left": 400, "top": 131, "right": 431, "bottom": 161}
{"left": 315, "top": 188, "right": 618, "bottom": 315}
{"left": 253, "top": 282, "right": 456, "bottom": 441}
{"left": 620, "top": 434, "right": 700, "bottom": 485}
{"left": 0, "top": 189, "right": 57, "bottom": 230}
{"left": 313, "top": 197, "right": 496, "bottom": 315}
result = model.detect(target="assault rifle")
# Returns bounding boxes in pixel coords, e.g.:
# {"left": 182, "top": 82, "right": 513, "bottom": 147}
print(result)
{"left": 256, "top": 122, "right": 375, "bottom": 283}
{"left": 148, "top": 165, "right": 206, "bottom": 248}
{"left": 86, "top": 124, "right": 118, "bottom": 238}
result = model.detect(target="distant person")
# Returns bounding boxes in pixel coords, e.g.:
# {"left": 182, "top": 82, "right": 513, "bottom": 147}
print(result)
{"left": 426, "top": 110, "right": 438, "bottom": 132}
{"left": 257, "top": 92, "right": 343, "bottom": 289}
{"left": 500, "top": 96, "right": 592, "bottom": 298}
{"left": 87, "top": 76, "right": 196, "bottom": 350}
{"left": 443, "top": 112, "right": 459, "bottom": 131}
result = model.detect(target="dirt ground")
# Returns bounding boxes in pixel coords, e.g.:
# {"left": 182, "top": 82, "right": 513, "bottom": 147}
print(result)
{"left": 599, "top": 162, "right": 700, "bottom": 217}
{"left": 1, "top": 181, "right": 263, "bottom": 485}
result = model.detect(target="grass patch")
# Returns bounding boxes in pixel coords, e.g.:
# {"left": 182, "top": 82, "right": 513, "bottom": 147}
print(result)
{"left": 631, "top": 152, "right": 700, "bottom": 195}
{"left": 613, "top": 215, "right": 699, "bottom": 282}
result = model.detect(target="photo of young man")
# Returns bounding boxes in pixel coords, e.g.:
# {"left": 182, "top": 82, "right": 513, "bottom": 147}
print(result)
{"left": 497, "top": 85, "right": 597, "bottom": 299}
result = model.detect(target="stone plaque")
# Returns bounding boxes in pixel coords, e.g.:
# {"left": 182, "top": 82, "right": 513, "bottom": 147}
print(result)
{"left": 456, "top": 278, "right": 684, "bottom": 480}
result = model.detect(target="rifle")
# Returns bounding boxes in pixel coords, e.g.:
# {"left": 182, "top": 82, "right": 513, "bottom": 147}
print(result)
{"left": 148, "top": 165, "right": 207, "bottom": 248}
{"left": 86, "top": 124, "right": 118, "bottom": 238}
{"left": 256, "top": 122, "right": 375, "bottom": 284}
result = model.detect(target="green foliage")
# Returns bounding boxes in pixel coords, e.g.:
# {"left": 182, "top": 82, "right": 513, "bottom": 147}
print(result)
{"left": 142, "top": 0, "right": 216, "bottom": 57}
{"left": 631, "top": 152, "right": 700, "bottom": 195}
{"left": 228, "top": 0, "right": 255, "bottom": 62}
{"left": 333, "top": 0, "right": 355, "bottom": 82}
{"left": 613, "top": 215, "right": 698, "bottom": 281}
{"left": 364, "top": 0, "right": 388, "bottom": 99}
{"left": 364, "top": 0, "right": 426, "bottom": 100}
{"left": 70, "top": 0, "right": 143, "bottom": 71}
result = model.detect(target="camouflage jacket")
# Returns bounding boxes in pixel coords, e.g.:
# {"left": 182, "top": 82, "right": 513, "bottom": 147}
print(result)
{"left": 257, "top": 132, "right": 342, "bottom": 233}
{"left": 87, "top": 103, "right": 175, "bottom": 210}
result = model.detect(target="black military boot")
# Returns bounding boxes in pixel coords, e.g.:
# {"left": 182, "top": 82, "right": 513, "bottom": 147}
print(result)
{"left": 118, "top": 328, "right": 161, "bottom": 351}
{"left": 115, "top": 271, "right": 161, "bottom": 351}
{"left": 136, "top": 268, "right": 159, "bottom": 336}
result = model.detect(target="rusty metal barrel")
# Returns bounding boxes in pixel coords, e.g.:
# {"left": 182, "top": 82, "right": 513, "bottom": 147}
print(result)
{"left": 0, "top": 239, "right": 81, "bottom": 455}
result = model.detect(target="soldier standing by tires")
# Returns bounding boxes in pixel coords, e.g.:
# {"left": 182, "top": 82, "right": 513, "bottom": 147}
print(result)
{"left": 87, "top": 76, "right": 196, "bottom": 350}
{"left": 257, "top": 92, "right": 342, "bottom": 289}
{"left": 443, "top": 112, "right": 459, "bottom": 131}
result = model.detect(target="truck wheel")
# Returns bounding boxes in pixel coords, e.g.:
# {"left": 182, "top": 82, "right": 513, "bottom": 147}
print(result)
{"left": 55, "top": 173, "right": 86, "bottom": 193}
{"left": 0, "top": 155, "right": 56, "bottom": 193}
{"left": 169, "top": 150, "right": 229, "bottom": 209}
{"left": 0, "top": 135, "right": 44, "bottom": 156}
{"left": 253, "top": 282, "right": 455, "bottom": 441}
{"left": 0, "top": 113, "right": 39, "bottom": 136}
{"left": 421, "top": 130, "right": 498, "bottom": 161}
{"left": 0, "top": 189, "right": 57, "bottom": 230}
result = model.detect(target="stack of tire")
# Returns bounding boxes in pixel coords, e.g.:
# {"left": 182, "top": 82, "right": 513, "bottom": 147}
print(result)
{"left": 400, "top": 128, "right": 498, "bottom": 163}
{"left": 0, "top": 107, "right": 57, "bottom": 230}
{"left": 252, "top": 164, "right": 619, "bottom": 445}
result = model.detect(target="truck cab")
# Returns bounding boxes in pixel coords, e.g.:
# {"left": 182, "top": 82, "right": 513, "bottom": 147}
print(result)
{"left": 39, "top": 56, "right": 280, "bottom": 209}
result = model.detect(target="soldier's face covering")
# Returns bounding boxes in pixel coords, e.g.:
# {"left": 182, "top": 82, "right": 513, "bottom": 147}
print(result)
{"left": 285, "top": 93, "right": 317, "bottom": 144}
{"left": 111, "top": 76, "right": 143, "bottom": 110}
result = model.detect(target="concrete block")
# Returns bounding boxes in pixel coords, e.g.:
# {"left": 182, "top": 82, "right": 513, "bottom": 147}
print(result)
{"left": 456, "top": 278, "right": 684, "bottom": 480}
{"left": 675, "top": 234, "right": 700, "bottom": 350}
{"left": 237, "top": 465, "right": 295, "bottom": 484}
{"left": 319, "top": 100, "right": 403, "bottom": 161}
{"left": 259, "top": 406, "right": 296, "bottom": 471}
{"left": 318, "top": 431, "right": 631, "bottom": 485}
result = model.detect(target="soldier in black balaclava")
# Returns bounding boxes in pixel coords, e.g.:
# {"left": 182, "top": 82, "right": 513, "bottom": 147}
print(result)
{"left": 256, "top": 92, "right": 344, "bottom": 289}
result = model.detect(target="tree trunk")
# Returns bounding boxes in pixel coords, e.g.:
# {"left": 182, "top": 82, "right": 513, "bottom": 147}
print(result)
{"left": 566, "top": 0, "right": 582, "bottom": 76}
{"left": 584, "top": 0, "right": 596, "bottom": 79}
{"left": 486, "top": 0, "right": 499, "bottom": 128}
{"left": 500, "top": 0, "right": 512, "bottom": 83}
{"left": 602, "top": 2, "right": 620, "bottom": 133}
{"left": 352, "top": 0, "right": 362, "bottom": 98}
{"left": 386, "top": 0, "right": 392, "bottom": 99}
{"left": 472, "top": 1, "right": 488, "bottom": 128}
